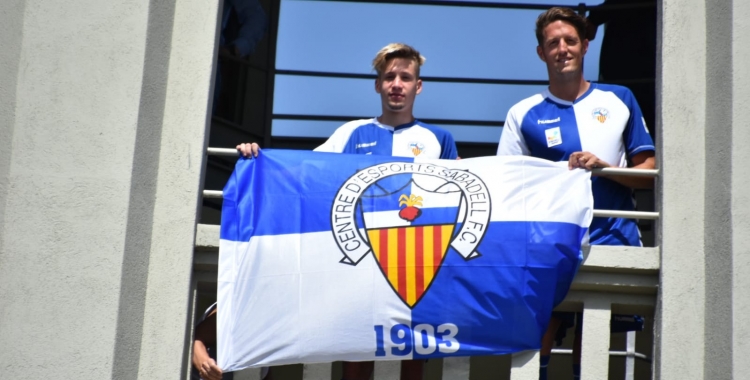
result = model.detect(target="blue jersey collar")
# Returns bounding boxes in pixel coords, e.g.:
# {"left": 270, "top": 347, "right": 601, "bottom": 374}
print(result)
{"left": 374, "top": 118, "right": 419, "bottom": 131}
{"left": 544, "top": 82, "right": 596, "bottom": 105}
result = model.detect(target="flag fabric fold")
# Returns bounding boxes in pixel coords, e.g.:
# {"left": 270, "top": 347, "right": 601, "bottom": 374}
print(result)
{"left": 217, "top": 149, "right": 593, "bottom": 371}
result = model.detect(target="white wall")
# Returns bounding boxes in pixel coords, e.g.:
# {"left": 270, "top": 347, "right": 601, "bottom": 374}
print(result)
{"left": 657, "top": 0, "right": 750, "bottom": 378}
{"left": 0, "top": 0, "right": 218, "bottom": 378}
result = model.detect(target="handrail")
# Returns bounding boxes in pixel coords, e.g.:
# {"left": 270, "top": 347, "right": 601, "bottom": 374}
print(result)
{"left": 204, "top": 148, "right": 661, "bottom": 219}
{"left": 201, "top": 187, "right": 658, "bottom": 219}
{"left": 207, "top": 147, "right": 240, "bottom": 157}
{"left": 590, "top": 167, "right": 659, "bottom": 176}
{"left": 593, "top": 210, "right": 658, "bottom": 220}
{"left": 203, "top": 190, "right": 224, "bottom": 199}
{"left": 551, "top": 348, "right": 652, "bottom": 363}
{"left": 205, "top": 148, "right": 660, "bottom": 176}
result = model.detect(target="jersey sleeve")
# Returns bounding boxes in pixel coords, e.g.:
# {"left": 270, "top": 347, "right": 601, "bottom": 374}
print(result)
{"left": 496, "top": 107, "right": 531, "bottom": 156}
{"left": 439, "top": 132, "right": 459, "bottom": 159}
{"left": 313, "top": 121, "right": 359, "bottom": 153}
{"left": 620, "top": 88, "right": 655, "bottom": 157}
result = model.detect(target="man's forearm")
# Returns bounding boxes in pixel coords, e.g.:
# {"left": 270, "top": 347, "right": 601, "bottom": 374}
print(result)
{"left": 594, "top": 161, "right": 656, "bottom": 189}
{"left": 192, "top": 340, "right": 211, "bottom": 368}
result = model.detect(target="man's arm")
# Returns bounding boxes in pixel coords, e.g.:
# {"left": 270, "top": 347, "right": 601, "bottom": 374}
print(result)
{"left": 570, "top": 85, "right": 657, "bottom": 189}
{"left": 438, "top": 129, "right": 459, "bottom": 159}
{"left": 496, "top": 108, "right": 531, "bottom": 156}
{"left": 568, "top": 150, "right": 656, "bottom": 189}
{"left": 192, "top": 309, "right": 223, "bottom": 380}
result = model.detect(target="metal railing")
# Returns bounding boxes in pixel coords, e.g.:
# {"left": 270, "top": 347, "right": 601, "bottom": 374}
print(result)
{"left": 201, "top": 147, "right": 660, "bottom": 220}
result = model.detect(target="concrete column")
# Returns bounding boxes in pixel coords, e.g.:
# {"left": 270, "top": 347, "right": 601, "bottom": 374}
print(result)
{"left": 0, "top": 0, "right": 217, "bottom": 378}
{"left": 656, "top": 0, "right": 708, "bottom": 378}
{"left": 374, "top": 360, "right": 401, "bottom": 380}
{"left": 580, "top": 297, "right": 610, "bottom": 380}
{"left": 301, "top": 363, "right": 332, "bottom": 380}
{"left": 133, "top": 0, "right": 219, "bottom": 378}
{"left": 442, "top": 356, "right": 470, "bottom": 379}
{"left": 731, "top": 0, "right": 750, "bottom": 378}
{"left": 703, "top": 0, "right": 734, "bottom": 378}
{"left": 0, "top": 0, "right": 25, "bottom": 251}
{"left": 510, "top": 350, "right": 539, "bottom": 380}
{"left": 658, "top": 0, "right": 750, "bottom": 379}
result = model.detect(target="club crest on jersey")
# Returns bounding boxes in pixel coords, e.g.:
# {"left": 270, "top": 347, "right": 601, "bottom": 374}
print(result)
{"left": 408, "top": 142, "right": 425, "bottom": 156}
{"left": 592, "top": 108, "right": 609, "bottom": 123}
{"left": 331, "top": 162, "right": 491, "bottom": 308}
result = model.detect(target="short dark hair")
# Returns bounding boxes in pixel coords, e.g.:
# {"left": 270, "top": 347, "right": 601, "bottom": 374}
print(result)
{"left": 535, "top": 7, "right": 587, "bottom": 46}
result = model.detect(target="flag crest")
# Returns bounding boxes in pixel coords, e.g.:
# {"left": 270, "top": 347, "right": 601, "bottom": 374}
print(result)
{"left": 367, "top": 224, "right": 453, "bottom": 308}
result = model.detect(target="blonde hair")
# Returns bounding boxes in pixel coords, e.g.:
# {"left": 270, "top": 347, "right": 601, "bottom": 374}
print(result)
{"left": 372, "top": 43, "right": 426, "bottom": 78}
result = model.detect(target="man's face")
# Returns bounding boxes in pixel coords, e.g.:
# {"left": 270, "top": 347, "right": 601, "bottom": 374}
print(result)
{"left": 537, "top": 20, "right": 589, "bottom": 78}
{"left": 376, "top": 58, "right": 422, "bottom": 113}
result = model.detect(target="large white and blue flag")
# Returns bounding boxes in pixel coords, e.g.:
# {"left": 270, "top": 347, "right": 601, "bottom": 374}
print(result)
{"left": 217, "top": 150, "right": 592, "bottom": 371}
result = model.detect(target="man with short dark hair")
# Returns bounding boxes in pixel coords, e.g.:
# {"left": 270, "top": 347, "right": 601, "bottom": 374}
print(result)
{"left": 497, "top": 7, "right": 656, "bottom": 380}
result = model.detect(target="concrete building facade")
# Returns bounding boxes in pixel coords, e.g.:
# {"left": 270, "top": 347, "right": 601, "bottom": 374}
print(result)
{"left": 0, "top": 0, "right": 748, "bottom": 379}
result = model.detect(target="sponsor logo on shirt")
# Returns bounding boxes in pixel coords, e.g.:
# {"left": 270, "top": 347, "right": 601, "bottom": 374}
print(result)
{"left": 538, "top": 117, "right": 561, "bottom": 124}
{"left": 545, "top": 127, "right": 562, "bottom": 148}
{"left": 356, "top": 141, "right": 377, "bottom": 149}
{"left": 592, "top": 108, "right": 609, "bottom": 123}
{"left": 409, "top": 142, "right": 425, "bottom": 156}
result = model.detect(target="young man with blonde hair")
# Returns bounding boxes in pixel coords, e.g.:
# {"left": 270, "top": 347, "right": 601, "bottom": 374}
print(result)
{"left": 497, "top": 7, "right": 656, "bottom": 380}
{"left": 236, "top": 43, "right": 458, "bottom": 380}
{"left": 240, "top": 43, "right": 456, "bottom": 159}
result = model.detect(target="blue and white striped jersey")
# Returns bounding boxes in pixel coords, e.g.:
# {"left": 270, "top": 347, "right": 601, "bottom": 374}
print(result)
{"left": 497, "top": 83, "right": 655, "bottom": 246}
{"left": 315, "top": 118, "right": 458, "bottom": 160}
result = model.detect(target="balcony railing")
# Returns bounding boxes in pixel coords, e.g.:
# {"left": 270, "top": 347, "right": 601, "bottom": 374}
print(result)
{"left": 192, "top": 147, "right": 659, "bottom": 380}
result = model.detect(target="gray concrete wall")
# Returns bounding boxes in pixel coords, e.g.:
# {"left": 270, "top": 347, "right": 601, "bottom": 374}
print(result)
{"left": 135, "top": 0, "right": 220, "bottom": 377}
{"left": 656, "top": 0, "right": 707, "bottom": 377}
{"left": 657, "top": 0, "right": 750, "bottom": 379}
{"left": 0, "top": 0, "right": 25, "bottom": 262}
{"left": 0, "top": 0, "right": 217, "bottom": 378}
{"left": 731, "top": 1, "right": 750, "bottom": 378}
{"left": 703, "top": 1, "right": 734, "bottom": 378}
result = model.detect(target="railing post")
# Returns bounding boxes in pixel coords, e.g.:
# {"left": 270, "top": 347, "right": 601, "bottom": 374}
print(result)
{"left": 302, "top": 363, "right": 332, "bottom": 380}
{"left": 580, "top": 297, "right": 611, "bottom": 380}
{"left": 625, "top": 331, "right": 636, "bottom": 380}
{"left": 373, "top": 360, "right": 400, "bottom": 380}
{"left": 442, "top": 357, "right": 470, "bottom": 379}
{"left": 510, "top": 350, "right": 539, "bottom": 380}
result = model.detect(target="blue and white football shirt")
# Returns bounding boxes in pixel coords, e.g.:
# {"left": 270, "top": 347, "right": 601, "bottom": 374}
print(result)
{"left": 497, "top": 83, "right": 655, "bottom": 246}
{"left": 315, "top": 118, "right": 458, "bottom": 159}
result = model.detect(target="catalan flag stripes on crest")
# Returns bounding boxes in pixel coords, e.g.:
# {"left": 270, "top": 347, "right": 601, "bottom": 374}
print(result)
{"left": 368, "top": 225, "right": 454, "bottom": 308}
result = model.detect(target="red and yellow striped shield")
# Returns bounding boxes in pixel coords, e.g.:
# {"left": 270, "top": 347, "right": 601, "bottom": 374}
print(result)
{"left": 367, "top": 224, "right": 454, "bottom": 308}
{"left": 596, "top": 114, "right": 607, "bottom": 123}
